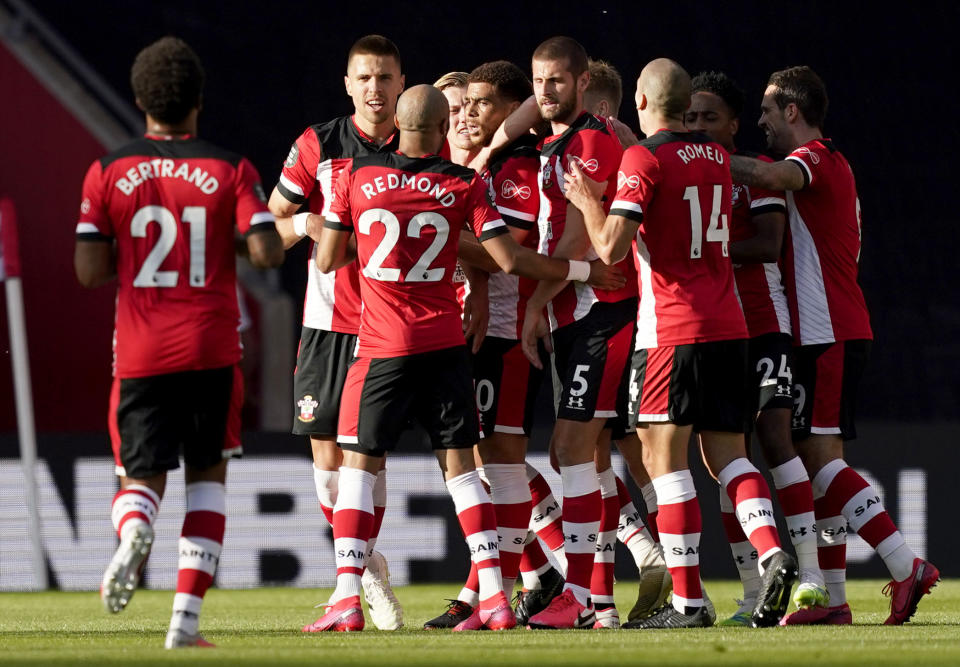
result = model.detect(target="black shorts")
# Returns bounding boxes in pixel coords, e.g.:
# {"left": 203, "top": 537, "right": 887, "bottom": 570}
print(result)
{"left": 749, "top": 332, "right": 795, "bottom": 412}
{"left": 337, "top": 346, "right": 480, "bottom": 456}
{"left": 629, "top": 339, "right": 751, "bottom": 433}
{"left": 791, "top": 339, "right": 870, "bottom": 441}
{"left": 292, "top": 326, "right": 357, "bottom": 436}
{"left": 109, "top": 365, "right": 242, "bottom": 478}
{"left": 552, "top": 298, "right": 636, "bottom": 422}
{"left": 472, "top": 336, "right": 547, "bottom": 438}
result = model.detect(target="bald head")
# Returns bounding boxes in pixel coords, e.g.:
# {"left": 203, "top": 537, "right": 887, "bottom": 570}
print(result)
{"left": 396, "top": 84, "right": 449, "bottom": 133}
{"left": 638, "top": 58, "right": 691, "bottom": 120}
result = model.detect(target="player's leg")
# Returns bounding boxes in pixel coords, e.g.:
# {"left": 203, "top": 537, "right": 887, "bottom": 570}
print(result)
{"left": 525, "top": 462, "right": 567, "bottom": 568}
{"left": 102, "top": 374, "right": 176, "bottom": 614}
{"left": 591, "top": 435, "right": 620, "bottom": 628}
{"left": 615, "top": 432, "right": 672, "bottom": 621}
{"left": 165, "top": 365, "right": 242, "bottom": 648}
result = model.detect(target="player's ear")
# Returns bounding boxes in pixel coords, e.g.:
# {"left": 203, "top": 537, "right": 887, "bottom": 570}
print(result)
{"left": 344, "top": 75, "right": 352, "bottom": 96}
{"left": 399, "top": 74, "right": 406, "bottom": 93}
{"left": 577, "top": 70, "right": 590, "bottom": 94}
{"left": 785, "top": 102, "right": 799, "bottom": 124}
{"left": 134, "top": 98, "right": 145, "bottom": 112}
{"left": 596, "top": 100, "right": 609, "bottom": 118}
{"left": 394, "top": 115, "right": 401, "bottom": 131}
{"left": 730, "top": 117, "right": 740, "bottom": 136}
{"left": 637, "top": 93, "right": 648, "bottom": 111}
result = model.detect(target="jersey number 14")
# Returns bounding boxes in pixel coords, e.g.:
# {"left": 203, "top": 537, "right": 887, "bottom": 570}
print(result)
{"left": 682, "top": 184, "right": 728, "bottom": 259}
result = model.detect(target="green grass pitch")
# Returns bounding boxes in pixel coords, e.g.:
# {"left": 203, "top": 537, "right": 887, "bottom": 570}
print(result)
{"left": 0, "top": 580, "right": 956, "bottom": 665}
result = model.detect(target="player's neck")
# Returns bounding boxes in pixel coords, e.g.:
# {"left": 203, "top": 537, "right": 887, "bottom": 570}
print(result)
{"left": 398, "top": 137, "right": 441, "bottom": 158}
{"left": 549, "top": 106, "right": 584, "bottom": 135}
{"left": 789, "top": 124, "right": 824, "bottom": 150}
{"left": 448, "top": 144, "right": 480, "bottom": 167}
{"left": 353, "top": 114, "right": 395, "bottom": 145}
{"left": 144, "top": 112, "right": 197, "bottom": 138}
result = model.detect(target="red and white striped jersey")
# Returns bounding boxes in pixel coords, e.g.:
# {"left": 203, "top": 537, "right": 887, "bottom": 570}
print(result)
{"left": 483, "top": 136, "right": 540, "bottom": 340}
{"left": 610, "top": 130, "right": 747, "bottom": 348}
{"left": 76, "top": 135, "right": 276, "bottom": 378}
{"left": 730, "top": 150, "right": 790, "bottom": 338}
{"left": 275, "top": 116, "right": 399, "bottom": 334}
{"left": 782, "top": 139, "right": 872, "bottom": 344}
{"left": 537, "top": 112, "right": 636, "bottom": 330}
{"left": 325, "top": 153, "right": 509, "bottom": 358}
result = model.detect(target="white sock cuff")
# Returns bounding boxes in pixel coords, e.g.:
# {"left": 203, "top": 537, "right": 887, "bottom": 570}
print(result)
{"left": 122, "top": 484, "right": 161, "bottom": 508}
{"left": 185, "top": 481, "right": 225, "bottom": 515}
{"left": 812, "top": 459, "right": 848, "bottom": 498}
{"left": 446, "top": 470, "right": 489, "bottom": 512}
{"left": 525, "top": 461, "right": 543, "bottom": 482}
{"left": 172, "top": 592, "right": 204, "bottom": 615}
{"left": 372, "top": 470, "right": 387, "bottom": 507}
{"left": 484, "top": 464, "right": 532, "bottom": 505}
{"left": 718, "top": 483, "right": 734, "bottom": 512}
{"left": 717, "top": 458, "right": 758, "bottom": 489}
{"left": 336, "top": 467, "right": 376, "bottom": 513}
{"left": 769, "top": 456, "right": 809, "bottom": 490}
{"left": 560, "top": 462, "right": 600, "bottom": 498}
{"left": 476, "top": 466, "right": 489, "bottom": 485}
{"left": 313, "top": 466, "right": 339, "bottom": 507}
{"left": 652, "top": 470, "right": 696, "bottom": 505}
{"left": 640, "top": 482, "right": 658, "bottom": 513}
{"left": 597, "top": 467, "right": 618, "bottom": 499}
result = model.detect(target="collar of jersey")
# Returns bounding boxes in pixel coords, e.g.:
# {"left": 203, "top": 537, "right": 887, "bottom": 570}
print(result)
{"left": 144, "top": 132, "right": 194, "bottom": 141}
{"left": 350, "top": 116, "right": 396, "bottom": 147}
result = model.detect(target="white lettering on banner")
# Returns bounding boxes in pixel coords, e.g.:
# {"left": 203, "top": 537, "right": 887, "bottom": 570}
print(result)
{"left": 0, "top": 457, "right": 927, "bottom": 590}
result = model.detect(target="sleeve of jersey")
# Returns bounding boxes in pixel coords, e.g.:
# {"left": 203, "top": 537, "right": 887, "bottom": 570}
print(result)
{"left": 609, "top": 147, "right": 657, "bottom": 224}
{"left": 468, "top": 177, "right": 509, "bottom": 242}
{"left": 749, "top": 155, "right": 787, "bottom": 216}
{"left": 235, "top": 158, "right": 277, "bottom": 236}
{"left": 784, "top": 148, "right": 815, "bottom": 189}
{"left": 275, "top": 128, "right": 321, "bottom": 205}
{"left": 493, "top": 159, "right": 538, "bottom": 230}
{"left": 324, "top": 165, "right": 354, "bottom": 232}
{"left": 75, "top": 161, "right": 113, "bottom": 241}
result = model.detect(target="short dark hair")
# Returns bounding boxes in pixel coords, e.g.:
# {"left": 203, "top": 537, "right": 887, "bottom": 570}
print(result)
{"left": 130, "top": 36, "right": 204, "bottom": 124}
{"left": 347, "top": 34, "right": 402, "bottom": 71}
{"left": 585, "top": 59, "right": 622, "bottom": 113}
{"left": 690, "top": 71, "right": 744, "bottom": 118}
{"left": 467, "top": 60, "right": 532, "bottom": 104}
{"left": 767, "top": 66, "right": 828, "bottom": 129}
{"left": 532, "top": 36, "right": 588, "bottom": 77}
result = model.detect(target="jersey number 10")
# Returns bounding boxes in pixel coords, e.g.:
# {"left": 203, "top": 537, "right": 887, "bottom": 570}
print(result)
{"left": 131, "top": 205, "right": 206, "bottom": 288}
{"left": 682, "top": 184, "right": 728, "bottom": 259}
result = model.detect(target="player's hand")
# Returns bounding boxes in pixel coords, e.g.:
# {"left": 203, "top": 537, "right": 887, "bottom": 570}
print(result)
{"left": 586, "top": 259, "right": 626, "bottom": 290}
{"left": 305, "top": 213, "right": 324, "bottom": 242}
{"left": 563, "top": 160, "right": 605, "bottom": 211}
{"left": 608, "top": 117, "right": 639, "bottom": 149}
{"left": 521, "top": 303, "right": 552, "bottom": 368}
{"left": 468, "top": 146, "right": 493, "bottom": 174}
{"left": 462, "top": 282, "right": 489, "bottom": 354}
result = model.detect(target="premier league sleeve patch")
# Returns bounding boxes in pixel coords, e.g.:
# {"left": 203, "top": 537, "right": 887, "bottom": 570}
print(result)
{"left": 284, "top": 143, "right": 299, "bottom": 169}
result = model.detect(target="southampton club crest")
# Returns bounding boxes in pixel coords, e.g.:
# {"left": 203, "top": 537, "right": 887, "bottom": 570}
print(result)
{"left": 297, "top": 394, "right": 319, "bottom": 422}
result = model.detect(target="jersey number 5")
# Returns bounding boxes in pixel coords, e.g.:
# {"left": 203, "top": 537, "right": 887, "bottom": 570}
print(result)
{"left": 131, "top": 205, "right": 206, "bottom": 288}
{"left": 357, "top": 208, "right": 449, "bottom": 282}
{"left": 682, "top": 185, "right": 728, "bottom": 259}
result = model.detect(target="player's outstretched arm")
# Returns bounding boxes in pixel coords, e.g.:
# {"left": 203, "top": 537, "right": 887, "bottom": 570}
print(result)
{"left": 245, "top": 226, "right": 285, "bottom": 269}
{"left": 458, "top": 229, "right": 503, "bottom": 273}
{"left": 730, "top": 210, "right": 786, "bottom": 264}
{"left": 74, "top": 239, "right": 115, "bottom": 288}
{"left": 563, "top": 161, "right": 636, "bottom": 264}
{"left": 314, "top": 222, "right": 354, "bottom": 273}
{"left": 460, "top": 263, "right": 489, "bottom": 354}
{"left": 730, "top": 155, "right": 806, "bottom": 192}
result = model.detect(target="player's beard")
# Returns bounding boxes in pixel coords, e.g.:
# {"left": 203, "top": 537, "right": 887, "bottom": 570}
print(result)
{"left": 539, "top": 95, "right": 577, "bottom": 124}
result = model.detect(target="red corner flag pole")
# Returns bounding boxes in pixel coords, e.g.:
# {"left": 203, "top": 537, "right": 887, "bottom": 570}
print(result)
{"left": 0, "top": 197, "right": 47, "bottom": 590}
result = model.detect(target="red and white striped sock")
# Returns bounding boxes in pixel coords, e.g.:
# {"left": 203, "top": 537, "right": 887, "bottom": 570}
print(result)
{"left": 719, "top": 484, "right": 760, "bottom": 604}
{"left": 559, "top": 461, "right": 601, "bottom": 606}
{"left": 365, "top": 470, "right": 387, "bottom": 557}
{"left": 615, "top": 474, "right": 657, "bottom": 566}
{"left": 526, "top": 463, "right": 566, "bottom": 570}
{"left": 458, "top": 563, "right": 480, "bottom": 606}
{"left": 815, "top": 459, "right": 915, "bottom": 582}
{"left": 312, "top": 466, "right": 338, "bottom": 526}
{"left": 811, "top": 460, "right": 848, "bottom": 606}
{"left": 590, "top": 467, "right": 619, "bottom": 609}
{"left": 170, "top": 482, "right": 225, "bottom": 636}
{"left": 330, "top": 467, "right": 375, "bottom": 605}
{"left": 519, "top": 533, "right": 553, "bottom": 589}
{"left": 718, "top": 458, "right": 783, "bottom": 570}
{"left": 770, "top": 457, "right": 822, "bottom": 584}
{"left": 111, "top": 484, "right": 160, "bottom": 539}
{"left": 654, "top": 470, "right": 702, "bottom": 613}
{"left": 640, "top": 481, "right": 660, "bottom": 544}
{"left": 446, "top": 471, "right": 503, "bottom": 611}
{"left": 484, "top": 463, "right": 531, "bottom": 595}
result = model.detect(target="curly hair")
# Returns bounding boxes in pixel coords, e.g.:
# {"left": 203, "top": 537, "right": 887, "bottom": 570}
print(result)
{"left": 130, "top": 36, "right": 204, "bottom": 125}
{"left": 690, "top": 70, "right": 744, "bottom": 118}
{"left": 467, "top": 60, "right": 532, "bottom": 104}
{"left": 767, "top": 66, "right": 828, "bottom": 129}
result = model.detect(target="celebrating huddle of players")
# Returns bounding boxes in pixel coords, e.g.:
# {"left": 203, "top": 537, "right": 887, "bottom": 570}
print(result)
{"left": 75, "top": 34, "right": 939, "bottom": 647}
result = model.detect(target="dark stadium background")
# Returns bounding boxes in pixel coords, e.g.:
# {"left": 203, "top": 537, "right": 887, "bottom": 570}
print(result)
{"left": 0, "top": 1, "right": 956, "bottom": 585}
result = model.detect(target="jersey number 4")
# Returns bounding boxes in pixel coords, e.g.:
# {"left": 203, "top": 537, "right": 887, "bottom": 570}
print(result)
{"left": 682, "top": 185, "right": 728, "bottom": 259}
{"left": 132, "top": 205, "right": 206, "bottom": 288}
{"left": 358, "top": 208, "right": 449, "bottom": 282}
